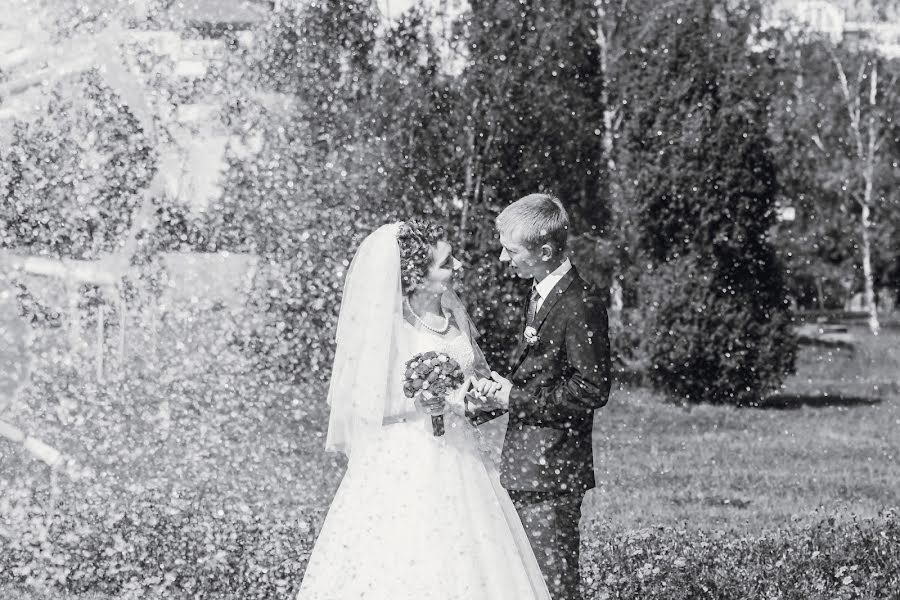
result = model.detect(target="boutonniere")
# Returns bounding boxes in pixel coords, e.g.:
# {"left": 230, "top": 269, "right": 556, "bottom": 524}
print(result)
{"left": 524, "top": 326, "right": 540, "bottom": 346}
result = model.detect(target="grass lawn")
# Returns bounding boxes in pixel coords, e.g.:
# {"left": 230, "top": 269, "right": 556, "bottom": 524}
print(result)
{"left": 3, "top": 314, "right": 898, "bottom": 531}
{"left": 586, "top": 322, "right": 900, "bottom": 532}
{"left": 2, "top": 312, "right": 899, "bottom": 598}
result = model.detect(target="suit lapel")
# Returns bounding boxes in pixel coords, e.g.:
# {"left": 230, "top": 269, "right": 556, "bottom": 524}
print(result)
{"left": 531, "top": 268, "right": 577, "bottom": 329}
{"left": 511, "top": 268, "right": 579, "bottom": 369}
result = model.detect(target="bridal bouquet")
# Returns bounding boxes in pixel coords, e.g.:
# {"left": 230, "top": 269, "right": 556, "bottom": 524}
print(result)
{"left": 403, "top": 351, "right": 465, "bottom": 437}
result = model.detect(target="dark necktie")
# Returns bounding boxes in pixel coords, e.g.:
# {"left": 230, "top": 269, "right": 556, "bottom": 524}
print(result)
{"left": 527, "top": 285, "right": 541, "bottom": 324}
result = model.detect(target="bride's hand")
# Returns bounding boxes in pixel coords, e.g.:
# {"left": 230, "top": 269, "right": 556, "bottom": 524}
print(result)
{"left": 414, "top": 396, "right": 447, "bottom": 416}
{"left": 463, "top": 376, "right": 495, "bottom": 412}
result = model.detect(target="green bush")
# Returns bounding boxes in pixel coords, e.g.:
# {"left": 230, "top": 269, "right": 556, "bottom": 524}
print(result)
{"left": 3, "top": 495, "right": 895, "bottom": 599}
{"left": 634, "top": 256, "right": 796, "bottom": 405}
{"left": 0, "top": 68, "right": 156, "bottom": 259}
{"left": 0, "top": 490, "right": 321, "bottom": 599}
{"left": 584, "top": 511, "right": 900, "bottom": 599}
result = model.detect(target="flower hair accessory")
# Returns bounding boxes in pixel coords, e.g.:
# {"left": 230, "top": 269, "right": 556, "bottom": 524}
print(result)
{"left": 524, "top": 326, "right": 540, "bottom": 346}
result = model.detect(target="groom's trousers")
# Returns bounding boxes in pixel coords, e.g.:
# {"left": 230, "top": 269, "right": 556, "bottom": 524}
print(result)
{"left": 508, "top": 490, "right": 584, "bottom": 600}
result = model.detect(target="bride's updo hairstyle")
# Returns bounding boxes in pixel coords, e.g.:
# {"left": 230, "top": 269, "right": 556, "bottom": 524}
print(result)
{"left": 397, "top": 219, "right": 445, "bottom": 295}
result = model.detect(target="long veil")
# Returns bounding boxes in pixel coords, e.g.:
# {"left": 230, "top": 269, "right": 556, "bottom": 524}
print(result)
{"left": 442, "top": 288, "right": 509, "bottom": 463}
{"left": 442, "top": 289, "right": 490, "bottom": 379}
{"left": 325, "top": 223, "right": 403, "bottom": 457}
{"left": 325, "top": 222, "right": 504, "bottom": 459}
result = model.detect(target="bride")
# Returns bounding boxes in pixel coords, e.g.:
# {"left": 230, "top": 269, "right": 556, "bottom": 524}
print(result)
{"left": 297, "top": 220, "right": 551, "bottom": 600}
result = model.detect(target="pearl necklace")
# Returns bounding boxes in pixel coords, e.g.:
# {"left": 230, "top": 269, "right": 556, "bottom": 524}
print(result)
{"left": 405, "top": 297, "right": 451, "bottom": 334}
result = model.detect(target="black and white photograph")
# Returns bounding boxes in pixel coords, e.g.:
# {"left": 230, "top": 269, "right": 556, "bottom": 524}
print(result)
{"left": 1, "top": 0, "right": 899, "bottom": 598}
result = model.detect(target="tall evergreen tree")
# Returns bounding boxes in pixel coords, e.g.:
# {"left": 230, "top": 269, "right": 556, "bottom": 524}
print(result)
{"left": 461, "top": 0, "right": 607, "bottom": 234}
{"left": 617, "top": 1, "right": 796, "bottom": 404}
{"left": 352, "top": 0, "right": 610, "bottom": 368}
{"left": 448, "top": 0, "right": 610, "bottom": 366}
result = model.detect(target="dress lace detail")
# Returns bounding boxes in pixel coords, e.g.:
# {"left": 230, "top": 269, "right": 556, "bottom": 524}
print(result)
{"left": 384, "top": 321, "right": 476, "bottom": 420}
{"left": 406, "top": 322, "right": 476, "bottom": 375}
{"left": 436, "top": 331, "right": 478, "bottom": 379}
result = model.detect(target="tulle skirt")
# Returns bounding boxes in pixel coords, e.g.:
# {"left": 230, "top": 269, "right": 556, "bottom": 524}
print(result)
{"left": 297, "top": 413, "right": 550, "bottom": 600}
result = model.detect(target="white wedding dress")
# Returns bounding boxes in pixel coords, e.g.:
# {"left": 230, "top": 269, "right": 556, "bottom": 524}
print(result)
{"left": 297, "top": 320, "right": 550, "bottom": 600}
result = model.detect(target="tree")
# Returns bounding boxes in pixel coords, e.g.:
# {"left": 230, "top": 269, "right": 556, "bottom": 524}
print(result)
{"left": 236, "top": 0, "right": 613, "bottom": 371}
{"left": 0, "top": 70, "right": 156, "bottom": 260}
{"left": 460, "top": 0, "right": 607, "bottom": 234}
{"left": 804, "top": 44, "right": 898, "bottom": 332}
{"left": 762, "top": 2, "right": 900, "bottom": 325}
{"left": 766, "top": 54, "right": 859, "bottom": 311}
{"left": 209, "top": 0, "right": 395, "bottom": 380}
{"left": 385, "top": 0, "right": 610, "bottom": 368}
{"left": 593, "top": 0, "right": 677, "bottom": 352}
{"left": 615, "top": 1, "right": 796, "bottom": 404}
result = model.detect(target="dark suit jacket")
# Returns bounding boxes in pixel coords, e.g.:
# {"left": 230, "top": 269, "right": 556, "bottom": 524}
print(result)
{"left": 491, "top": 267, "right": 611, "bottom": 494}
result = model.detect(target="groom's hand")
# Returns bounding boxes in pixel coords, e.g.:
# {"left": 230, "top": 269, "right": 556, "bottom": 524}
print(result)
{"left": 487, "top": 371, "right": 512, "bottom": 410}
{"left": 469, "top": 372, "right": 512, "bottom": 410}
{"left": 463, "top": 376, "right": 496, "bottom": 412}
{"left": 472, "top": 376, "right": 500, "bottom": 399}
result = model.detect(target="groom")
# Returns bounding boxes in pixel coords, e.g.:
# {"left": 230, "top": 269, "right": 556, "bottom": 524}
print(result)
{"left": 470, "top": 194, "right": 611, "bottom": 600}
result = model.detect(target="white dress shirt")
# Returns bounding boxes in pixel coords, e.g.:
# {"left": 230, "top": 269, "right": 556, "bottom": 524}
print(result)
{"left": 532, "top": 257, "right": 573, "bottom": 314}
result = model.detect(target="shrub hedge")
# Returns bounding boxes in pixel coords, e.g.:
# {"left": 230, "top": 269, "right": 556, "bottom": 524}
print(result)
{"left": 3, "top": 490, "right": 896, "bottom": 599}
{"left": 1, "top": 490, "right": 321, "bottom": 600}
{"left": 584, "top": 512, "right": 900, "bottom": 599}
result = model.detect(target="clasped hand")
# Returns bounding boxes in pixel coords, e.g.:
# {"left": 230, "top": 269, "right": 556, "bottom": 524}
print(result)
{"left": 414, "top": 371, "right": 512, "bottom": 417}
{"left": 464, "top": 371, "right": 512, "bottom": 412}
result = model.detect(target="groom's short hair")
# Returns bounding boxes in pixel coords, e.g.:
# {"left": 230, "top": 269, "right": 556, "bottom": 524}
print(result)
{"left": 496, "top": 194, "right": 570, "bottom": 252}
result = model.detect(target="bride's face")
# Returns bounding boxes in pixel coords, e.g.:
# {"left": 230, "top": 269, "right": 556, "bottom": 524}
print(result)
{"left": 422, "top": 240, "right": 462, "bottom": 294}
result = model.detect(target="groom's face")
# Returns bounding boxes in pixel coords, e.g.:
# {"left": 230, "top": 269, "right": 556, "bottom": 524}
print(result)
{"left": 498, "top": 231, "right": 544, "bottom": 280}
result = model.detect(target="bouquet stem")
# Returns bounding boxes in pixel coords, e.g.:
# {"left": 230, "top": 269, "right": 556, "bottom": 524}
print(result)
{"left": 431, "top": 414, "right": 445, "bottom": 437}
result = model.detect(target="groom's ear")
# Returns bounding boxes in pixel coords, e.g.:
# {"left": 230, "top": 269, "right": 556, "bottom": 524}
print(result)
{"left": 540, "top": 243, "right": 555, "bottom": 262}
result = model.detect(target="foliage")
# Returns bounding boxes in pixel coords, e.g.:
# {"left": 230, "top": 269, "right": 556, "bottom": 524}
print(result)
{"left": 206, "top": 0, "right": 612, "bottom": 376}
{"left": 0, "top": 487, "right": 320, "bottom": 599}
{"left": 6, "top": 306, "right": 340, "bottom": 509}
{"left": 0, "top": 70, "right": 156, "bottom": 259}
{"left": 629, "top": 256, "right": 796, "bottom": 405}
{"left": 1, "top": 306, "right": 334, "bottom": 599}
{"left": 207, "top": 99, "right": 393, "bottom": 380}
{"left": 3, "top": 294, "right": 899, "bottom": 599}
{"left": 451, "top": 0, "right": 611, "bottom": 369}
{"left": 7, "top": 0, "right": 889, "bottom": 398}
{"left": 614, "top": 3, "right": 796, "bottom": 403}
{"left": 583, "top": 512, "right": 900, "bottom": 599}
{"left": 189, "top": 2, "right": 396, "bottom": 381}
{"left": 766, "top": 33, "right": 900, "bottom": 309}
{"left": 452, "top": 0, "right": 608, "bottom": 234}
{"left": 2, "top": 493, "right": 896, "bottom": 599}
{"left": 3, "top": 4, "right": 899, "bottom": 599}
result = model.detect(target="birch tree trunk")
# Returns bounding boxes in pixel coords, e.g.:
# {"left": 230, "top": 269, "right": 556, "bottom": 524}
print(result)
{"left": 596, "top": 1, "right": 625, "bottom": 323}
{"left": 831, "top": 52, "right": 881, "bottom": 335}
{"left": 859, "top": 201, "right": 878, "bottom": 334}
{"left": 459, "top": 122, "right": 476, "bottom": 246}
{"left": 861, "top": 64, "right": 880, "bottom": 335}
